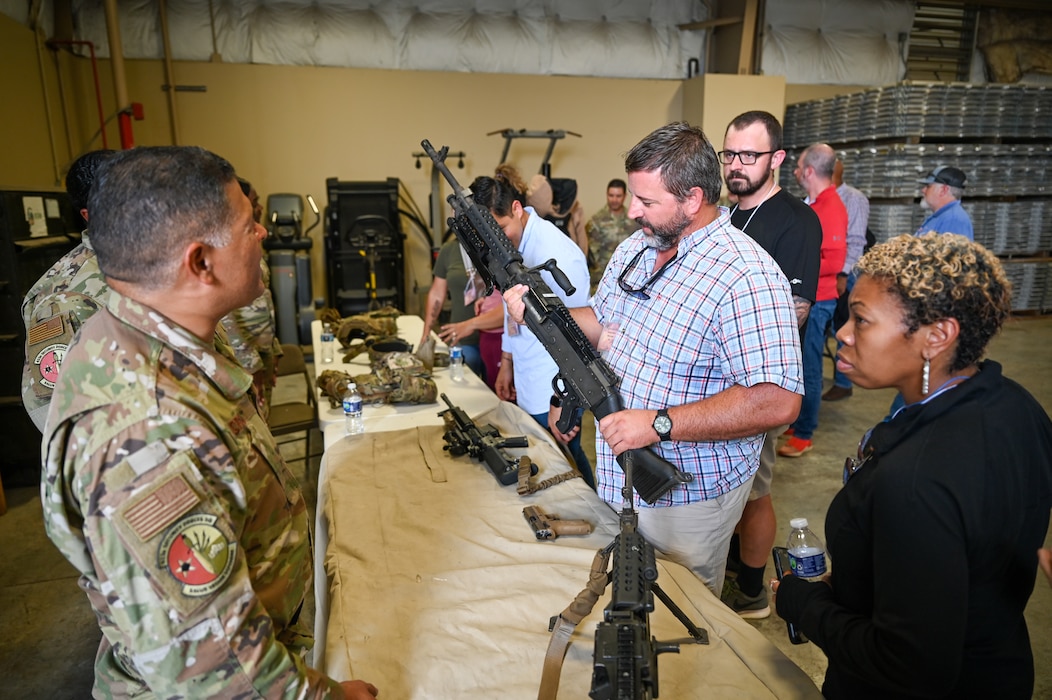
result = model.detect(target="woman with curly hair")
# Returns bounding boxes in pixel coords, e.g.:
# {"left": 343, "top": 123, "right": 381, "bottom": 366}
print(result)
{"left": 773, "top": 233, "right": 1052, "bottom": 699}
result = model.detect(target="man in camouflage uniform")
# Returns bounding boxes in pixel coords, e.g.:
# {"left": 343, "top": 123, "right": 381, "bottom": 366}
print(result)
{"left": 21, "top": 149, "right": 116, "bottom": 432}
{"left": 584, "top": 178, "right": 637, "bottom": 290}
{"left": 41, "top": 146, "right": 378, "bottom": 699}
{"left": 219, "top": 178, "right": 283, "bottom": 417}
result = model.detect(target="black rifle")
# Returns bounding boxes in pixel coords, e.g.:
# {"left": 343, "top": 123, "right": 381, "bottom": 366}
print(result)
{"left": 421, "top": 139, "right": 692, "bottom": 504}
{"left": 588, "top": 454, "right": 708, "bottom": 699}
{"left": 438, "top": 393, "right": 530, "bottom": 486}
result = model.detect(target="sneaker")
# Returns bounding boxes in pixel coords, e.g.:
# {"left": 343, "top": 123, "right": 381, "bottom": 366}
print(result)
{"left": 779, "top": 427, "right": 794, "bottom": 439}
{"left": 822, "top": 385, "right": 853, "bottom": 401}
{"left": 721, "top": 577, "right": 771, "bottom": 619}
{"left": 778, "top": 436, "right": 813, "bottom": 458}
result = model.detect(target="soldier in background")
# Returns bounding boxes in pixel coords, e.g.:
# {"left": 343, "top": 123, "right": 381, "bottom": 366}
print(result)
{"left": 21, "top": 149, "right": 116, "bottom": 432}
{"left": 219, "top": 178, "right": 283, "bottom": 417}
{"left": 41, "top": 146, "right": 378, "bottom": 700}
{"left": 585, "top": 178, "right": 637, "bottom": 290}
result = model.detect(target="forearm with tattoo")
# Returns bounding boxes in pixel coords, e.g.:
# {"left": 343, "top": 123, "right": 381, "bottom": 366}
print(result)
{"left": 793, "top": 295, "right": 812, "bottom": 329}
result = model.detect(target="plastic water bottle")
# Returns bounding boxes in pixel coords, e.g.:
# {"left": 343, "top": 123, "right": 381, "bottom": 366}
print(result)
{"left": 449, "top": 343, "right": 465, "bottom": 381}
{"left": 786, "top": 518, "right": 827, "bottom": 580}
{"left": 343, "top": 382, "right": 364, "bottom": 435}
{"left": 320, "top": 323, "right": 335, "bottom": 364}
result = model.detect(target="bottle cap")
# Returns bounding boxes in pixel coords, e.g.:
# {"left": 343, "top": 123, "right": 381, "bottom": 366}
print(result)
{"left": 347, "top": 382, "right": 356, "bottom": 390}
{"left": 789, "top": 517, "right": 809, "bottom": 529}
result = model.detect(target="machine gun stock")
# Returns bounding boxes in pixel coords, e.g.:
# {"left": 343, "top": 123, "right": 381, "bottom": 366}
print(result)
{"left": 421, "top": 139, "right": 692, "bottom": 504}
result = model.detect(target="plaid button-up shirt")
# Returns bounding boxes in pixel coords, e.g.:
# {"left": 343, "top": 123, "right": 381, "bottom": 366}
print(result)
{"left": 591, "top": 209, "right": 804, "bottom": 507}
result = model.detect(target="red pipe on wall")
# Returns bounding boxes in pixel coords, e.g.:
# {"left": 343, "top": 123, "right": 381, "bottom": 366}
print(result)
{"left": 46, "top": 39, "right": 108, "bottom": 149}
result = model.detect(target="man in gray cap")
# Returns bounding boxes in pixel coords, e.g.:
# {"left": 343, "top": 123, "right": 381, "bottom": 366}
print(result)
{"left": 916, "top": 166, "right": 973, "bottom": 240}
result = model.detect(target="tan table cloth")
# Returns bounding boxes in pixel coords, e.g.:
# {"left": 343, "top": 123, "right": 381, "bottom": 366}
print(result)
{"left": 314, "top": 402, "right": 821, "bottom": 699}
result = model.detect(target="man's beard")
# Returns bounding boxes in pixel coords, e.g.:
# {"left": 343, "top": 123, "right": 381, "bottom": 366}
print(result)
{"left": 920, "top": 197, "right": 931, "bottom": 211}
{"left": 637, "top": 207, "right": 691, "bottom": 251}
{"left": 725, "top": 167, "right": 770, "bottom": 198}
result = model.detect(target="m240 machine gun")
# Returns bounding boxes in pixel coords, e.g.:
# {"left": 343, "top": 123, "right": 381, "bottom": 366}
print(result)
{"left": 438, "top": 394, "right": 530, "bottom": 486}
{"left": 421, "top": 139, "right": 692, "bottom": 504}
{"left": 535, "top": 454, "right": 709, "bottom": 700}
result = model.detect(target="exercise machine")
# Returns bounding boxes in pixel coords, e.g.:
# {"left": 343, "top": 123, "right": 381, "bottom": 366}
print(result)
{"left": 264, "top": 193, "right": 320, "bottom": 345}
{"left": 324, "top": 178, "right": 406, "bottom": 315}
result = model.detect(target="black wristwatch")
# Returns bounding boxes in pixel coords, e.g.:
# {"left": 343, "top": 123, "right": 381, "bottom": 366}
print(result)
{"left": 652, "top": 408, "right": 673, "bottom": 442}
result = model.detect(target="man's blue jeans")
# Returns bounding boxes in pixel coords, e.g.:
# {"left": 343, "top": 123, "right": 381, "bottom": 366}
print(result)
{"left": 529, "top": 412, "right": 595, "bottom": 490}
{"left": 460, "top": 344, "right": 485, "bottom": 383}
{"left": 791, "top": 299, "right": 837, "bottom": 441}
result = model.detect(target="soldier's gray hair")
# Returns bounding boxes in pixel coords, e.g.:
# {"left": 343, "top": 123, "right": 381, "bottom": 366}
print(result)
{"left": 88, "top": 146, "right": 237, "bottom": 288}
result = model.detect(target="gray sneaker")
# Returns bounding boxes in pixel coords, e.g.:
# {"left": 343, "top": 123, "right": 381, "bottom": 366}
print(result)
{"left": 721, "top": 577, "right": 771, "bottom": 619}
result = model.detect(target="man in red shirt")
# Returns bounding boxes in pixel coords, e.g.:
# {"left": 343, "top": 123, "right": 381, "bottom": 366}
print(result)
{"left": 779, "top": 144, "right": 847, "bottom": 457}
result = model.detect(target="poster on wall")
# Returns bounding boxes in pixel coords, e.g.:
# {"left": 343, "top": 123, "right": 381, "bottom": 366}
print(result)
{"left": 23, "top": 195, "right": 47, "bottom": 237}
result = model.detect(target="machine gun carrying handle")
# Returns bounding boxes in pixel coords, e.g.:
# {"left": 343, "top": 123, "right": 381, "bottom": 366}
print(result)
{"left": 526, "top": 258, "right": 576, "bottom": 297}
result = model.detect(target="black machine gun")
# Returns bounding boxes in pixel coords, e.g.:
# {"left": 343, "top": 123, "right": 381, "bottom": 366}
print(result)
{"left": 589, "top": 456, "right": 709, "bottom": 699}
{"left": 438, "top": 393, "right": 530, "bottom": 486}
{"left": 421, "top": 139, "right": 692, "bottom": 504}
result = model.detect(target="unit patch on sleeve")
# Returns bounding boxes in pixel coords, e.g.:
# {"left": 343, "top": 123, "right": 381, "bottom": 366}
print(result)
{"left": 158, "top": 513, "right": 237, "bottom": 598}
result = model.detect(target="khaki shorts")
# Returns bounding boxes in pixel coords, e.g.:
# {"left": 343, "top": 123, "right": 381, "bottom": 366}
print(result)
{"left": 748, "top": 424, "right": 789, "bottom": 501}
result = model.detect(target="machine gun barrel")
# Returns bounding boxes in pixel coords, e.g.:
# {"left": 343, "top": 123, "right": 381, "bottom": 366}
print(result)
{"left": 421, "top": 139, "right": 691, "bottom": 505}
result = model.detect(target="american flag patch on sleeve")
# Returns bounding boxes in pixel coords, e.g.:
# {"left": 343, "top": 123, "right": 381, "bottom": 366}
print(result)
{"left": 27, "top": 316, "right": 65, "bottom": 345}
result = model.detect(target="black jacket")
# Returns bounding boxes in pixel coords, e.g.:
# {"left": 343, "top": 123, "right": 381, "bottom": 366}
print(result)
{"left": 777, "top": 361, "right": 1052, "bottom": 699}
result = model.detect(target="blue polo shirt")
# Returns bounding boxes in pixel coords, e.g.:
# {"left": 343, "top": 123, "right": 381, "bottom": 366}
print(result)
{"left": 915, "top": 200, "right": 974, "bottom": 241}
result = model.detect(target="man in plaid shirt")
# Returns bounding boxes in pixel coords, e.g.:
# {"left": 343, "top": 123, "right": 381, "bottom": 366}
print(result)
{"left": 505, "top": 122, "right": 803, "bottom": 595}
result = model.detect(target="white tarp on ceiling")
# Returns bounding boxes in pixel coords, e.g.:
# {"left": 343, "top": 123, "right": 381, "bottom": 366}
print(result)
{"left": 3, "top": 0, "right": 710, "bottom": 80}
{"left": 2, "top": 0, "right": 915, "bottom": 85}
{"left": 762, "top": 0, "right": 914, "bottom": 85}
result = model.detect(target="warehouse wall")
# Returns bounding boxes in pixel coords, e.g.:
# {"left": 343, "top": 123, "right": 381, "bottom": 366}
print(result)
{"left": 0, "top": 13, "right": 870, "bottom": 314}
{"left": 0, "top": 13, "right": 689, "bottom": 313}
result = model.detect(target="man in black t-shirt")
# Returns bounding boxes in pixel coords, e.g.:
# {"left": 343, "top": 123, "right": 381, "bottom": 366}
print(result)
{"left": 717, "top": 110, "right": 821, "bottom": 619}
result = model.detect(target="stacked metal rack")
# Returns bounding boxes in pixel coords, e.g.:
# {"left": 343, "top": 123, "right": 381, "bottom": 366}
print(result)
{"left": 780, "top": 81, "right": 1052, "bottom": 313}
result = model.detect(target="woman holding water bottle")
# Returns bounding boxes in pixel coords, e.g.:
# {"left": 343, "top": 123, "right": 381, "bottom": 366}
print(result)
{"left": 772, "top": 233, "right": 1052, "bottom": 699}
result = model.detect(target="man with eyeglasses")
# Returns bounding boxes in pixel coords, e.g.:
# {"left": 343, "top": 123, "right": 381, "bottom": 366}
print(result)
{"left": 504, "top": 122, "right": 803, "bottom": 597}
{"left": 717, "top": 111, "right": 822, "bottom": 619}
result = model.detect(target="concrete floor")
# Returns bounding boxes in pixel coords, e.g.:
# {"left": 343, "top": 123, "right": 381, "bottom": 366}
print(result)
{"left": 2, "top": 317, "right": 1050, "bottom": 698}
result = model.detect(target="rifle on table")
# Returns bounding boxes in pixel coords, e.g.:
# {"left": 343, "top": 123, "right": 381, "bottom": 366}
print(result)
{"left": 523, "top": 505, "right": 591, "bottom": 540}
{"left": 438, "top": 393, "right": 530, "bottom": 486}
{"left": 421, "top": 139, "right": 692, "bottom": 505}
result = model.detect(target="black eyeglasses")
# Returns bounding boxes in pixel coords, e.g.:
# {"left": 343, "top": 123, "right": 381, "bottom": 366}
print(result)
{"left": 618, "top": 248, "right": 679, "bottom": 300}
{"left": 717, "top": 150, "right": 776, "bottom": 165}
{"left": 842, "top": 427, "right": 876, "bottom": 484}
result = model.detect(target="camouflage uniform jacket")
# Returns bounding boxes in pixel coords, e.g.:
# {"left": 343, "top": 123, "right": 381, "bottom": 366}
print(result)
{"left": 219, "top": 259, "right": 282, "bottom": 375}
{"left": 21, "top": 231, "right": 109, "bottom": 432}
{"left": 41, "top": 292, "right": 343, "bottom": 699}
{"left": 585, "top": 206, "right": 638, "bottom": 287}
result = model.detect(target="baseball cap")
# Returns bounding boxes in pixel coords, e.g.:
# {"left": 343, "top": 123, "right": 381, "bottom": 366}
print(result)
{"left": 918, "top": 166, "right": 967, "bottom": 189}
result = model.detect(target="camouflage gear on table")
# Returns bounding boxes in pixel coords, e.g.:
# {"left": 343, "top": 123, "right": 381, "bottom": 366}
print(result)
{"left": 41, "top": 291, "right": 343, "bottom": 699}
{"left": 318, "top": 307, "right": 401, "bottom": 348}
{"left": 339, "top": 335, "right": 412, "bottom": 363}
{"left": 21, "top": 233, "right": 109, "bottom": 432}
{"left": 585, "top": 206, "right": 638, "bottom": 288}
{"left": 316, "top": 367, "right": 438, "bottom": 408}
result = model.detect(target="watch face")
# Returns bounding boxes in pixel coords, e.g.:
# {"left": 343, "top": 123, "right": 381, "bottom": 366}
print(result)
{"left": 654, "top": 415, "right": 672, "bottom": 435}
